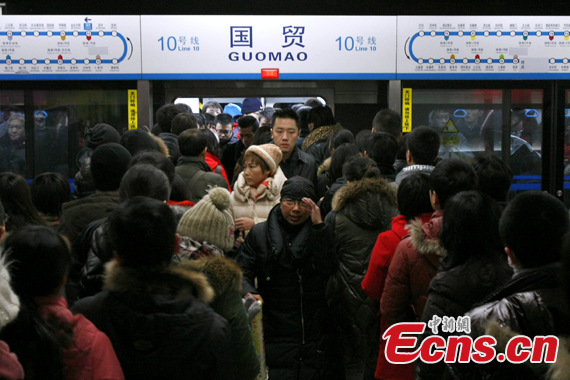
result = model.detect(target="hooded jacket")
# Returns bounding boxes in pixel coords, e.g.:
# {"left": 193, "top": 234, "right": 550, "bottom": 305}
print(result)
{"left": 301, "top": 124, "right": 342, "bottom": 167}
{"left": 237, "top": 204, "right": 343, "bottom": 380}
{"left": 175, "top": 156, "right": 229, "bottom": 203}
{"left": 381, "top": 210, "right": 445, "bottom": 325}
{"left": 72, "top": 261, "right": 234, "bottom": 380}
{"left": 325, "top": 178, "right": 397, "bottom": 371}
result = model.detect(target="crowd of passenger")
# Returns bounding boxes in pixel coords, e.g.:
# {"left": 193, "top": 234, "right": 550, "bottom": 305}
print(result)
{"left": 0, "top": 98, "right": 568, "bottom": 380}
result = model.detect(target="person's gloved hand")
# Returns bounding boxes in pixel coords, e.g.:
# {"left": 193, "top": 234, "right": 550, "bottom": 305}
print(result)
{"left": 242, "top": 295, "right": 261, "bottom": 324}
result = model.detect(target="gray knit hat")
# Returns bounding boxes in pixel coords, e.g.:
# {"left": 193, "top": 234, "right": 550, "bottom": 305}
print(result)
{"left": 177, "top": 187, "right": 234, "bottom": 252}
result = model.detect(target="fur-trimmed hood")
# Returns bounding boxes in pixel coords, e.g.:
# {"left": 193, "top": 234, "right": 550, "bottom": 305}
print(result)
{"left": 409, "top": 210, "right": 447, "bottom": 258}
{"left": 151, "top": 134, "right": 171, "bottom": 158}
{"left": 317, "top": 156, "right": 331, "bottom": 176}
{"left": 331, "top": 177, "right": 397, "bottom": 230}
{"left": 175, "top": 256, "right": 243, "bottom": 298}
{"left": 104, "top": 260, "right": 214, "bottom": 304}
{"left": 301, "top": 124, "right": 342, "bottom": 152}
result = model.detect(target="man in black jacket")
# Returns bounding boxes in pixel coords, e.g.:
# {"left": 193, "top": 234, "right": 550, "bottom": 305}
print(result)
{"left": 237, "top": 176, "right": 343, "bottom": 380}
{"left": 449, "top": 191, "right": 570, "bottom": 379}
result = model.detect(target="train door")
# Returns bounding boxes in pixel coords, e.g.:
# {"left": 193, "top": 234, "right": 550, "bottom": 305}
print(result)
{"left": 397, "top": 81, "right": 553, "bottom": 197}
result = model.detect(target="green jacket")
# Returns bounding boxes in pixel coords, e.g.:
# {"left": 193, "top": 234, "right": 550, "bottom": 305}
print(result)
{"left": 175, "top": 156, "right": 229, "bottom": 202}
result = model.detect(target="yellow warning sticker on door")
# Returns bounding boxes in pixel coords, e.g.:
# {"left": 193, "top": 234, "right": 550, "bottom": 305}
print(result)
{"left": 402, "top": 88, "right": 412, "bottom": 133}
{"left": 128, "top": 89, "right": 138, "bottom": 130}
{"left": 441, "top": 119, "right": 458, "bottom": 133}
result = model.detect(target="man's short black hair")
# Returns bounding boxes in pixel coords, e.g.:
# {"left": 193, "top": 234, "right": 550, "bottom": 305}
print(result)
{"left": 106, "top": 196, "right": 177, "bottom": 268}
{"left": 407, "top": 126, "right": 440, "bottom": 165}
{"left": 156, "top": 103, "right": 189, "bottom": 134}
{"left": 397, "top": 173, "right": 433, "bottom": 220}
{"left": 372, "top": 109, "right": 402, "bottom": 139}
{"left": 130, "top": 150, "right": 176, "bottom": 185}
{"left": 429, "top": 158, "right": 477, "bottom": 209}
{"left": 238, "top": 116, "right": 259, "bottom": 133}
{"left": 500, "top": 191, "right": 569, "bottom": 268}
{"left": 171, "top": 113, "right": 198, "bottom": 136}
{"left": 178, "top": 129, "right": 207, "bottom": 157}
{"left": 214, "top": 113, "right": 234, "bottom": 126}
{"left": 271, "top": 108, "right": 299, "bottom": 129}
{"left": 365, "top": 132, "right": 398, "bottom": 170}
{"left": 471, "top": 153, "right": 513, "bottom": 203}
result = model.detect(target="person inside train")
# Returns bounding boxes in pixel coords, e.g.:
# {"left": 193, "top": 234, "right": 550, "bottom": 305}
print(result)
{"left": 30, "top": 172, "right": 72, "bottom": 229}
{"left": 363, "top": 132, "right": 398, "bottom": 181}
{"left": 71, "top": 196, "right": 234, "bottom": 380}
{"left": 1, "top": 225, "right": 124, "bottom": 380}
{"left": 371, "top": 108, "right": 402, "bottom": 141}
{"left": 259, "top": 107, "right": 275, "bottom": 128}
{"left": 34, "top": 110, "right": 68, "bottom": 175}
{"left": 175, "top": 129, "right": 228, "bottom": 203}
{"left": 231, "top": 116, "right": 260, "bottom": 186}
{"left": 427, "top": 109, "right": 450, "bottom": 132}
{"left": 393, "top": 126, "right": 440, "bottom": 186}
{"left": 0, "top": 113, "right": 26, "bottom": 176}
{"left": 237, "top": 176, "right": 344, "bottom": 380}
{"left": 223, "top": 103, "right": 242, "bottom": 122}
{"left": 272, "top": 108, "right": 318, "bottom": 186}
{"left": 202, "top": 100, "right": 223, "bottom": 116}
{"left": 302, "top": 105, "right": 342, "bottom": 166}
{"left": 241, "top": 97, "right": 264, "bottom": 121}
{"left": 231, "top": 143, "right": 286, "bottom": 238}
{"left": 216, "top": 113, "right": 239, "bottom": 182}
{"left": 295, "top": 105, "right": 312, "bottom": 149}
{"left": 452, "top": 191, "right": 570, "bottom": 379}
{"left": 509, "top": 109, "right": 542, "bottom": 176}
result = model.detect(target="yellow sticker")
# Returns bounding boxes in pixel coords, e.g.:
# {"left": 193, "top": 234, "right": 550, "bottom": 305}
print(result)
{"left": 128, "top": 89, "right": 138, "bottom": 130}
{"left": 402, "top": 88, "right": 412, "bottom": 133}
{"left": 441, "top": 135, "right": 460, "bottom": 146}
{"left": 441, "top": 119, "right": 458, "bottom": 133}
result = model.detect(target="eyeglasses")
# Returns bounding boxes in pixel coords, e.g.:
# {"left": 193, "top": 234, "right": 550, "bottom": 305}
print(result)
{"left": 281, "top": 198, "right": 311, "bottom": 210}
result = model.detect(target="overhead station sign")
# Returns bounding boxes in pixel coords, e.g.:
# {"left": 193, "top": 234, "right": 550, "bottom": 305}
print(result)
{"left": 140, "top": 16, "right": 397, "bottom": 80}
{"left": 0, "top": 15, "right": 141, "bottom": 79}
{"left": 397, "top": 16, "right": 570, "bottom": 79}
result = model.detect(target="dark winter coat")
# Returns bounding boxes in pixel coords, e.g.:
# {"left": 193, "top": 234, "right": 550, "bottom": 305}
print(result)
{"left": 58, "top": 193, "right": 120, "bottom": 245}
{"left": 302, "top": 124, "right": 342, "bottom": 167}
{"left": 416, "top": 257, "right": 512, "bottom": 380}
{"left": 380, "top": 210, "right": 445, "bottom": 325}
{"left": 176, "top": 256, "right": 260, "bottom": 380}
{"left": 278, "top": 146, "right": 318, "bottom": 187}
{"left": 325, "top": 178, "right": 397, "bottom": 371}
{"left": 236, "top": 204, "right": 343, "bottom": 380}
{"left": 72, "top": 261, "right": 234, "bottom": 380}
{"left": 175, "top": 156, "right": 228, "bottom": 203}
{"left": 449, "top": 263, "right": 570, "bottom": 380}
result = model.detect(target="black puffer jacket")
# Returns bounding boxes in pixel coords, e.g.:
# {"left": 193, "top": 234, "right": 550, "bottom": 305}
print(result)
{"left": 237, "top": 204, "right": 343, "bottom": 380}
{"left": 325, "top": 178, "right": 397, "bottom": 370}
{"left": 448, "top": 262, "right": 570, "bottom": 380}
{"left": 302, "top": 124, "right": 342, "bottom": 167}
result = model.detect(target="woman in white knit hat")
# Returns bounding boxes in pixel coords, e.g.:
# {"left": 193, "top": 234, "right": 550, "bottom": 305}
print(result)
{"left": 231, "top": 143, "right": 287, "bottom": 237}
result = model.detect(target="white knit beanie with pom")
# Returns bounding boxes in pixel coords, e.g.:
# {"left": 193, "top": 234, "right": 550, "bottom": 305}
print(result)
{"left": 177, "top": 187, "right": 235, "bottom": 253}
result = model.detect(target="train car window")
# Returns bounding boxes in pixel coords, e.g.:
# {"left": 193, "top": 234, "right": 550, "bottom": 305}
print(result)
{"left": 410, "top": 88, "right": 543, "bottom": 194}
{"left": 32, "top": 89, "right": 127, "bottom": 179}
{"left": 564, "top": 95, "right": 570, "bottom": 206}
{"left": 0, "top": 93, "right": 26, "bottom": 177}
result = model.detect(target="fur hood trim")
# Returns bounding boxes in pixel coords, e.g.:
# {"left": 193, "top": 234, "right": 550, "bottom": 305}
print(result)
{"left": 151, "top": 134, "right": 171, "bottom": 158}
{"left": 104, "top": 260, "right": 214, "bottom": 303}
{"left": 301, "top": 124, "right": 342, "bottom": 152}
{"left": 409, "top": 213, "right": 447, "bottom": 258}
{"left": 175, "top": 256, "right": 243, "bottom": 297}
{"left": 331, "top": 177, "right": 396, "bottom": 212}
{"left": 317, "top": 156, "right": 331, "bottom": 176}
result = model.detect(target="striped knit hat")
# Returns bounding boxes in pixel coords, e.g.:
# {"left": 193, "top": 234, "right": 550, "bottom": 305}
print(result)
{"left": 176, "top": 187, "right": 234, "bottom": 253}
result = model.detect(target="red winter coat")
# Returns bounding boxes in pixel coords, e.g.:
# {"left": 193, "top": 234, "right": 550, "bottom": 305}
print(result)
{"left": 361, "top": 212, "right": 432, "bottom": 380}
{"left": 37, "top": 295, "right": 124, "bottom": 380}
{"left": 205, "top": 152, "right": 231, "bottom": 192}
